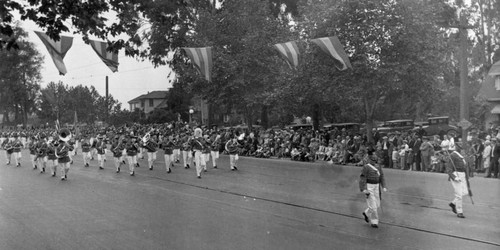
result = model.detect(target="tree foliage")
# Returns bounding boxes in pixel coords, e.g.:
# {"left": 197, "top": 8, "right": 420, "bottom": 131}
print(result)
{"left": 0, "top": 25, "right": 42, "bottom": 126}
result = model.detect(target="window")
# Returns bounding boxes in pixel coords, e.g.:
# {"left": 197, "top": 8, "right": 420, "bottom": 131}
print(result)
{"left": 149, "top": 99, "right": 154, "bottom": 107}
{"left": 141, "top": 100, "right": 145, "bottom": 108}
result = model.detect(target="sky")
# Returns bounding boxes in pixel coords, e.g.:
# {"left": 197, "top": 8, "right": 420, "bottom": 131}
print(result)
{"left": 18, "top": 17, "right": 175, "bottom": 110}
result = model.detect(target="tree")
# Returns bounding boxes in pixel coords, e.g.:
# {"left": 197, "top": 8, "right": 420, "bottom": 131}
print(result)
{"left": 37, "top": 82, "right": 120, "bottom": 125}
{"left": 0, "top": 25, "right": 43, "bottom": 126}
{"left": 295, "top": 0, "right": 452, "bottom": 140}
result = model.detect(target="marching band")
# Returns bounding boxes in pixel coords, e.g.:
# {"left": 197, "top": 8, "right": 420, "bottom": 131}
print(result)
{"left": 0, "top": 126, "right": 244, "bottom": 181}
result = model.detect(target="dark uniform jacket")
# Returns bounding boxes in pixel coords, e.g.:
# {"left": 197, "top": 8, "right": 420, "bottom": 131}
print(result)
{"left": 359, "top": 163, "right": 386, "bottom": 192}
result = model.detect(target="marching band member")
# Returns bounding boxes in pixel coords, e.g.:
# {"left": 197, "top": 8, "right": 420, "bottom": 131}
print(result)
{"left": 12, "top": 133, "right": 23, "bottom": 167}
{"left": 143, "top": 133, "right": 158, "bottom": 170}
{"left": 56, "top": 128, "right": 74, "bottom": 180}
{"left": 36, "top": 133, "right": 48, "bottom": 173}
{"left": 95, "top": 135, "right": 107, "bottom": 170}
{"left": 46, "top": 137, "right": 58, "bottom": 177}
{"left": 210, "top": 134, "right": 221, "bottom": 168}
{"left": 68, "top": 136, "right": 77, "bottom": 164}
{"left": 359, "top": 150, "right": 387, "bottom": 228}
{"left": 81, "top": 134, "right": 92, "bottom": 167}
{"left": 181, "top": 133, "right": 193, "bottom": 169}
{"left": 191, "top": 128, "right": 206, "bottom": 178}
{"left": 202, "top": 135, "right": 210, "bottom": 172}
{"left": 225, "top": 135, "right": 240, "bottom": 171}
{"left": 443, "top": 144, "right": 469, "bottom": 219}
{"left": 90, "top": 133, "right": 98, "bottom": 160}
{"left": 111, "top": 135, "right": 125, "bottom": 173}
{"left": 173, "top": 135, "right": 181, "bottom": 163}
{"left": 28, "top": 135, "right": 38, "bottom": 169}
{"left": 125, "top": 134, "right": 140, "bottom": 176}
{"left": 2, "top": 137, "right": 13, "bottom": 165}
{"left": 160, "top": 134, "right": 174, "bottom": 173}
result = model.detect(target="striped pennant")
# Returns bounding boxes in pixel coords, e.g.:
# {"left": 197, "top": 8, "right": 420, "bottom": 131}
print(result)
{"left": 89, "top": 40, "right": 119, "bottom": 72}
{"left": 34, "top": 31, "right": 73, "bottom": 75}
{"left": 182, "top": 47, "right": 213, "bottom": 82}
{"left": 311, "top": 36, "right": 352, "bottom": 70}
{"left": 274, "top": 41, "right": 300, "bottom": 69}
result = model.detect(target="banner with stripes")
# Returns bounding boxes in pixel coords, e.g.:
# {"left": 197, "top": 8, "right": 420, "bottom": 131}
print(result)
{"left": 89, "top": 40, "right": 119, "bottom": 72}
{"left": 34, "top": 31, "right": 74, "bottom": 75}
{"left": 274, "top": 41, "right": 300, "bottom": 69}
{"left": 311, "top": 36, "right": 352, "bottom": 71}
{"left": 182, "top": 47, "right": 213, "bottom": 82}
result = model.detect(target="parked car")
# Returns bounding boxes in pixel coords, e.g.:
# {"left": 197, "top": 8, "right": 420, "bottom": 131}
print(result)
{"left": 376, "top": 119, "right": 415, "bottom": 135}
{"left": 414, "top": 116, "right": 459, "bottom": 138}
{"left": 323, "top": 123, "right": 362, "bottom": 133}
{"left": 286, "top": 124, "right": 313, "bottom": 131}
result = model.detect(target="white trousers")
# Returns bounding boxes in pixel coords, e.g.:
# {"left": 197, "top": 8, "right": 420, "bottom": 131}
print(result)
{"left": 451, "top": 172, "right": 468, "bottom": 214}
{"left": 364, "top": 183, "right": 381, "bottom": 225}
{"left": 127, "top": 155, "right": 137, "bottom": 172}
{"left": 59, "top": 162, "right": 70, "bottom": 176}
{"left": 164, "top": 154, "right": 173, "bottom": 171}
{"left": 193, "top": 150, "right": 203, "bottom": 176}
{"left": 211, "top": 151, "right": 219, "bottom": 166}
{"left": 202, "top": 153, "right": 210, "bottom": 168}
{"left": 182, "top": 150, "right": 192, "bottom": 167}
{"left": 229, "top": 154, "right": 238, "bottom": 169}
{"left": 97, "top": 154, "right": 105, "bottom": 167}
{"left": 173, "top": 149, "right": 180, "bottom": 161}
{"left": 13, "top": 152, "right": 21, "bottom": 165}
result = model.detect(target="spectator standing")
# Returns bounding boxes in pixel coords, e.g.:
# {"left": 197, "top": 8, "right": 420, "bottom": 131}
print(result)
{"left": 472, "top": 139, "right": 484, "bottom": 173}
{"left": 486, "top": 138, "right": 500, "bottom": 178}
{"left": 419, "top": 136, "right": 433, "bottom": 172}
{"left": 413, "top": 137, "right": 422, "bottom": 171}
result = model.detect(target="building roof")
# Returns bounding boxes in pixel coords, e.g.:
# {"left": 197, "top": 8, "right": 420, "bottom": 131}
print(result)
{"left": 477, "top": 75, "right": 500, "bottom": 101}
{"left": 128, "top": 91, "right": 168, "bottom": 104}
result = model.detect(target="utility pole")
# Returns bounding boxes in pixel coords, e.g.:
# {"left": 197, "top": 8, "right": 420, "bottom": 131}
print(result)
{"left": 456, "top": 10, "right": 474, "bottom": 151}
{"left": 105, "top": 76, "right": 109, "bottom": 125}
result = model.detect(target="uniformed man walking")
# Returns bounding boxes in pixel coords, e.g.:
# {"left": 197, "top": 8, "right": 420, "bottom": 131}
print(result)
{"left": 359, "top": 150, "right": 387, "bottom": 228}
{"left": 443, "top": 144, "right": 469, "bottom": 218}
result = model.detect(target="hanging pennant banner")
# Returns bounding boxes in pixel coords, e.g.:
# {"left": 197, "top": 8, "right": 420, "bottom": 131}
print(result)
{"left": 34, "top": 31, "right": 73, "bottom": 75}
{"left": 274, "top": 41, "right": 300, "bottom": 69}
{"left": 89, "top": 40, "right": 119, "bottom": 72}
{"left": 311, "top": 36, "right": 352, "bottom": 70}
{"left": 182, "top": 47, "right": 213, "bottom": 82}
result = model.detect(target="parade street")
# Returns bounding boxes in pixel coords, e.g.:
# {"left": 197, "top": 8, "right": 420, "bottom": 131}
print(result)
{"left": 0, "top": 151, "right": 499, "bottom": 250}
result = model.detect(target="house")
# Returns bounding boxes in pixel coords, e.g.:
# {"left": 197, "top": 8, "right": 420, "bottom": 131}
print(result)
{"left": 128, "top": 91, "right": 168, "bottom": 114}
{"left": 477, "top": 74, "right": 500, "bottom": 129}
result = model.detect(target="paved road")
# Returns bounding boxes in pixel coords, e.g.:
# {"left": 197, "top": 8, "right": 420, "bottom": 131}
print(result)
{"left": 0, "top": 150, "right": 499, "bottom": 250}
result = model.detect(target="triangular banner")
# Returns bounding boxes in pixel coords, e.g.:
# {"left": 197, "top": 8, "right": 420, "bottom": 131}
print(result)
{"left": 182, "top": 47, "right": 213, "bottom": 82}
{"left": 89, "top": 40, "right": 119, "bottom": 72}
{"left": 274, "top": 41, "right": 300, "bottom": 69}
{"left": 34, "top": 31, "right": 73, "bottom": 75}
{"left": 311, "top": 36, "right": 352, "bottom": 71}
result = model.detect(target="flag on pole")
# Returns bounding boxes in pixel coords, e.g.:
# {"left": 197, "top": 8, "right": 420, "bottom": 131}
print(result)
{"left": 311, "top": 36, "right": 352, "bottom": 70}
{"left": 274, "top": 41, "right": 300, "bottom": 69}
{"left": 89, "top": 40, "right": 119, "bottom": 72}
{"left": 182, "top": 47, "right": 213, "bottom": 82}
{"left": 34, "top": 31, "right": 73, "bottom": 75}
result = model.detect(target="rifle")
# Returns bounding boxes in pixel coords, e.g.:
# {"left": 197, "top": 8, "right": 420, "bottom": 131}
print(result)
{"left": 443, "top": 150, "right": 474, "bottom": 205}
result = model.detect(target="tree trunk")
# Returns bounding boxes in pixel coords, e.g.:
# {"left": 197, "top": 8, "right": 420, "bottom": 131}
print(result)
{"left": 312, "top": 103, "right": 320, "bottom": 131}
{"left": 260, "top": 105, "right": 268, "bottom": 129}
